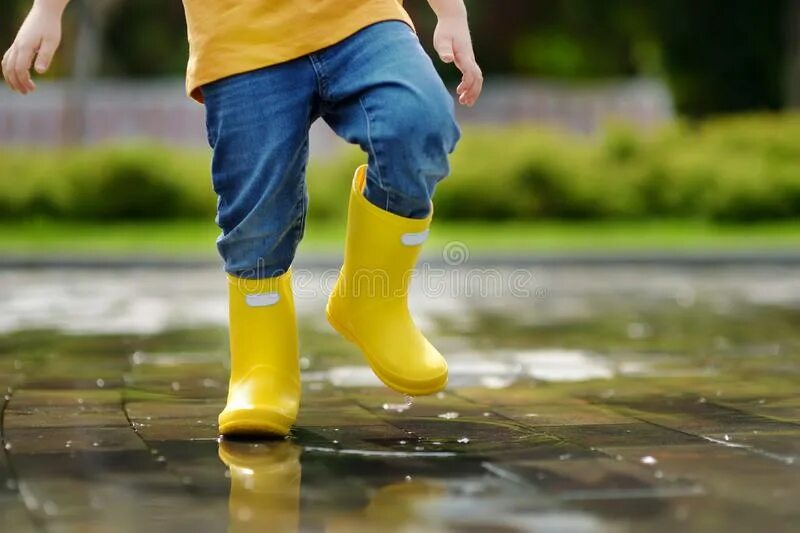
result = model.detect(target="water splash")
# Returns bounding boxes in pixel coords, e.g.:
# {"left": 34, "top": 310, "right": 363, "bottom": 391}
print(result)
{"left": 382, "top": 395, "right": 414, "bottom": 413}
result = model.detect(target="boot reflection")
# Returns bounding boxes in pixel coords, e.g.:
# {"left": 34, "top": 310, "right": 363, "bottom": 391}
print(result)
{"left": 219, "top": 440, "right": 302, "bottom": 533}
{"left": 327, "top": 480, "right": 446, "bottom": 532}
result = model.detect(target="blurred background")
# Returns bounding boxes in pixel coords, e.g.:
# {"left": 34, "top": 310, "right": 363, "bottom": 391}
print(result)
{"left": 1, "top": 0, "right": 799, "bottom": 257}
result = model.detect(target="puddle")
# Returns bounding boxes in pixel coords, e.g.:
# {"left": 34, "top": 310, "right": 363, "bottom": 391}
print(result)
{"left": 0, "top": 265, "right": 799, "bottom": 531}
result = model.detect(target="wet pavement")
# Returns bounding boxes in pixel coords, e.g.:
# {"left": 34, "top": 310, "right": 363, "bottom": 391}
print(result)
{"left": 0, "top": 263, "right": 798, "bottom": 532}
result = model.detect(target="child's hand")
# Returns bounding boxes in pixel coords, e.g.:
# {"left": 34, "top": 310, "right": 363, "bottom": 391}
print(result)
{"left": 2, "top": 0, "right": 68, "bottom": 94}
{"left": 430, "top": 1, "right": 482, "bottom": 107}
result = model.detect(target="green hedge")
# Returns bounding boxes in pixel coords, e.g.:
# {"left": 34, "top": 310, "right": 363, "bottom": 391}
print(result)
{"left": 2, "top": 113, "right": 799, "bottom": 223}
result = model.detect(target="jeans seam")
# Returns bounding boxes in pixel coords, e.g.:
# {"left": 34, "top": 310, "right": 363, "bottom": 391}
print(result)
{"left": 358, "top": 95, "right": 386, "bottom": 190}
{"left": 294, "top": 141, "right": 310, "bottom": 249}
{"left": 307, "top": 55, "right": 328, "bottom": 103}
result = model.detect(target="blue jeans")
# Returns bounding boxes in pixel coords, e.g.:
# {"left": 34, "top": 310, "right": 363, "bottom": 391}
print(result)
{"left": 201, "top": 21, "right": 461, "bottom": 279}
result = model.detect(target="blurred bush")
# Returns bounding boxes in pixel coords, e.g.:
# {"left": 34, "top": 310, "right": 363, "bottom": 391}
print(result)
{"left": 0, "top": 145, "right": 212, "bottom": 220}
{"left": 2, "top": 113, "right": 799, "bottom": 224}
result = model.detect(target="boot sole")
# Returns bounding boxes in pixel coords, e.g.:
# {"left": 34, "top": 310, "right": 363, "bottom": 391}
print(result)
{"left": 325, "top": 306, "right": 447, "bottom": 396}
{"left": 219, "top": 410, "right": 292, "bottom": 438}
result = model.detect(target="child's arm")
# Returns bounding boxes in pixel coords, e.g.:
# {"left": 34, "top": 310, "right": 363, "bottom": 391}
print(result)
{"left": 2, "top": 0, "right": 69, "bottom": 94}
{"left": 427, "top": 0, "right": 483, "bottom": 106}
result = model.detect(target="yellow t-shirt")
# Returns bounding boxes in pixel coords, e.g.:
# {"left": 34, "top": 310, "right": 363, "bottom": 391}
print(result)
{"left": 181, "top": 0, "right": 413, "bottom": 102}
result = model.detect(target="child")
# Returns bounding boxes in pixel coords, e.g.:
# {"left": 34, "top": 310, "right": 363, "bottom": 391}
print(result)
{"left": 3, "top": 0, "right": 483, "bottom": 437}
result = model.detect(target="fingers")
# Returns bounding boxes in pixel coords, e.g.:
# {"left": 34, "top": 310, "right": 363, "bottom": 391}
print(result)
{"left": 14, "top": 41, "right": 38, "bottom": 93}
{"left": 2, "top": 48, "right": 23, "bottom": 92}
{"left": 2, "top": 39, "right": 39, "bottom": 94}
{"left": 35, "top": 37, "right": 57, "bottom": 74}
{"left": 453, "top": 51, "right": 483, "bottom": 107}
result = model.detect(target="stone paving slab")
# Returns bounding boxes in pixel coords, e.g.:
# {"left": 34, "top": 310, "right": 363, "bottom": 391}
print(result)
{"left": 1, "top": 265, "right": 800, "bottom": 532}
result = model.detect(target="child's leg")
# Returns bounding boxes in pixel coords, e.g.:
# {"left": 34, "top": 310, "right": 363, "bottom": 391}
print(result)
{"left": 203, "top": 59, "right": 319, "bottom": 280}
{"left": 202, "top": 59, "right": 319, "bottom": 436}
{"left": 319, "top": 21, "right": 461, "bottom": 395}
{"left": 320, "top": 21, "right": 461, "bottom": 218}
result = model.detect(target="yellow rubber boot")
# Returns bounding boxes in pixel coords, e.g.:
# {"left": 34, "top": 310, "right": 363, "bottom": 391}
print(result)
{"left": 219, "top": 440, "right": 301, "bottom": 533}
{"left": 219, "top": 271, "right": 300, "bottom": 437}
{"left": 326, "top": 165, "right": 448, "bottom": 395}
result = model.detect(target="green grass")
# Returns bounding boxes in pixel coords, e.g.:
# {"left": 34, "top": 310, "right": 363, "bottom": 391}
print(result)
{"left": 0, "top": 219, "right": 798, "bottom": 258}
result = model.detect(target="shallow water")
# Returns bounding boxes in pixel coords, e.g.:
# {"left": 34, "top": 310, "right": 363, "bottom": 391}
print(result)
{"left": 0, "top": 265, "right": 798, "bottom": 532}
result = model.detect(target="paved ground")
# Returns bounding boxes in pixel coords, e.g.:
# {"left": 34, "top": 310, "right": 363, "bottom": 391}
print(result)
{"left": 0, "top": 264, "right": 798, "bottom": 532}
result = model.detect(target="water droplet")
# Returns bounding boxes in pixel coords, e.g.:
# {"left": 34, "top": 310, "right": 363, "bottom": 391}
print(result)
{"left": 433, "top": 441, "right": 441, "bottom": 446}
{"left": 641, "top": 455, "right": 657, "bottom": 465}
{"left": 414, "top": 446, "right": 425, "bottom": 451}
{"left": 399, "top": 440, "right": 407, "bottom": 445}
{"left": 156, "top": 455, "right": 166, "bottom": 463}
{"left": 438, "top": 412, "right": 459, "bottom": 419}
{"left": 332, "top": 440, "right": 339, "bottom": 445}
{"left": 382, "top": 397, "right": 413, "bottom": 413}
{"left": 171, "top": 381, "right": 181, "bottom": 392}
{"left": 436, "top": 392, "right": 445, "bottom": 399}
{"left": 483, "top": 412, "right": 492, "bottom": 417}
{"left": 4, "top": 442, "right": 11, "bottom": 451}
{"left": 92, "top": 442, "right": 100, "bottom": 447}
{"left": 405, "top": 475, "right": 412, "bottom": 482}
{"left": 299, "top": 357, "right": 311, "bottom": 370}
{"left": 559, "top": 454, "right": 572, "bottom": 460}
{"left": 723, "top": 434, "right": 730, "bottom": 441}
{"left": 697, "top": 397, "right": 707, "bottom": 404}
{"left": 457, "top": 437, "right": 470, "bottom": 444}
{"left": 654, "top": 470, "right": 664, "bottom": 479}
{"left": 96, "top": 378, "right": 105, "bottom": 388}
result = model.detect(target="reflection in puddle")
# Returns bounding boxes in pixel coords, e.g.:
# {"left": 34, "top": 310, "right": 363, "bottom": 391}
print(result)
{"left": 220, "top": 441, "right": 301, "bottom": 533}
